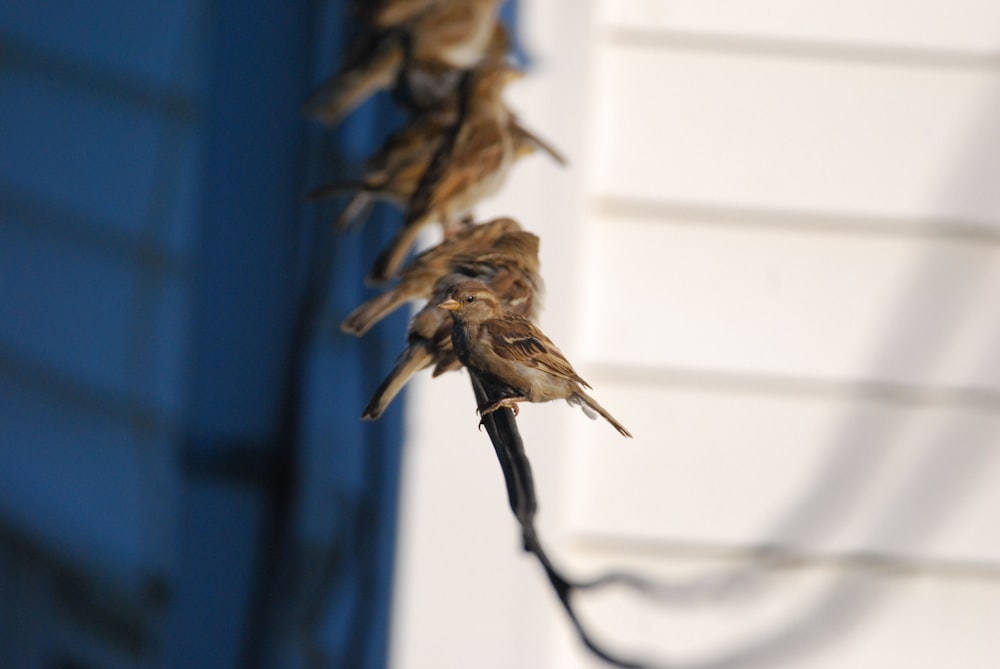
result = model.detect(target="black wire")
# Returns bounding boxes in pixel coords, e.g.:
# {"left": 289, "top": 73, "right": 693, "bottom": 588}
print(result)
{"left": 470, "top": 377, "right": 656, "bottom": 669}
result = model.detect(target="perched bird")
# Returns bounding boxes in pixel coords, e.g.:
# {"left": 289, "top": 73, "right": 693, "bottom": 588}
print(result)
{"left": 306, "top": 44, "right": 523, "bottom": 227}
{"left": 306, "top": 107, "right": 455, "bottom": 231}
{"left": 304, "top": 0, "right": 505, "bottom": 124}
{"left": 438, "top": 280, "right": 632, "bottom": 437}
{"left": 341, "top": 216, "right": 523, "bottom": 335}
{"left": 446, "top": 227, "right": 542, "bottom": 318}
{"left": 365, "top": 58, "right": 520, "bottom": 283}
{"left": 306, "top": 97, "right": 564, "bottom": 235}
{"left": 360, "top": 228, "right": 543, "bottom": 420}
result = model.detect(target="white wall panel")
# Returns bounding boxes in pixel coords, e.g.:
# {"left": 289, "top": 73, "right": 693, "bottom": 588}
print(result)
{"left": 590, "top": 44, "right": 1000, "bottom": 229}
{"left": 580, "top": 215, "right": 1000, "bottom": 391}
{"left": 393, "top": 0, "right": 1000, "bottom": 667}
{"left": 549, "top": 550, "right": 1000, "bottom": 669}
{"left": 563, "top": 377, "right": 1000, "bottom": 563}
{"left": 599, "top": 0, "right": 1000, "bottom": 56}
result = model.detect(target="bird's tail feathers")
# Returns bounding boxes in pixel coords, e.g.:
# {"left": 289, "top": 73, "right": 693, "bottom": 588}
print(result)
{"left": 361, "top": 345, "right": 433, "bottom": 420}
{"left": 511, "top": 120, "right": 567, "bottom": 166}
{"left": 303, "top": 38, "right": 403, "bottom": 124}
{"left": 367, "top": 214, "right": 429, "bottom": 284}
{"left": 307, "top": 185, "right": 375, "bottom": 232}
{"left": 341, "top": 291, "right": 407, "bottom": 336}
{"left": 569, "top": 390, "right": 632, "bottom": 438}
{"left": 337, "top": 191, "right": 377, "bottom": 231}
{"left": 306, "top": 180, "right": 360, "bottom": 201}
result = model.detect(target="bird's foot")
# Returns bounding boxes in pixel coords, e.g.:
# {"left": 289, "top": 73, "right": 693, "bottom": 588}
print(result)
{"left": 477, "top": 397, "right": 526, "bottom": 417}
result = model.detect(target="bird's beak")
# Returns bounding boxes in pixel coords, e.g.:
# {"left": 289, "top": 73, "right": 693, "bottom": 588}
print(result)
{"left": 438, "top": 297, "right": 460, "bottom": 311}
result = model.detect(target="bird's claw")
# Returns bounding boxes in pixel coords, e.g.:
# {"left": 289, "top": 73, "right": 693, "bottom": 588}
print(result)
{"left": 476, "top": 398, "right": 521, "bottom": 417}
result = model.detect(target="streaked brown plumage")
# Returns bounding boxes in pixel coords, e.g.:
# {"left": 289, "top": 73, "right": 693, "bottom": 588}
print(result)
{"left": 360, "top": 228, "right": 543, "bottom": 420}
{"left": 341, "top": 216, "right": 522, "bottom": 335}
{"left": 306, "top": 106, "right": 453, "bottom": 230}
{"left": 438, "top": 280, "right": 632, "bottom": 437}
{"left": 445, "top": 228, "right": 542, "bottom": 318}
{"left": 307, "top": 104, "right": 565, "bottom": 235}
{"left": 304, "top": 0, "right": 505, "bottom": 124}
{"left": 365, "top": 60, "right": 520, "bottom": 283}
{"left": 306, "top": 49, "right": 523, "bottom": 231}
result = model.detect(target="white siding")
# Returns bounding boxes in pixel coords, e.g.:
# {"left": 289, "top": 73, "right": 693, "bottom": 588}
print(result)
{"left": 599, "top": 0, "right": 1000, "bottom": 56}
{"left": 391, "top": 0, "right": 1000, "bottom": 667}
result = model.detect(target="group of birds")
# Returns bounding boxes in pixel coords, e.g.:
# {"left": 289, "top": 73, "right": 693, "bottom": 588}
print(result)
{"left": 306, "top": 0, "right": 631, "bottom": 438}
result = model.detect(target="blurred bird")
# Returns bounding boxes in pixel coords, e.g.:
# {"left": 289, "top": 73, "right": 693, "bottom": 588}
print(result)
{"left": 306, "top": 107, "right": 454, "bottom": 231}
{"left": 360, "top": 227, "right": 543, "bottom": 420}
{"left": 438, "top": 280, "right": 632, "bottom": 437}
{"left": 365, "top": 60, "right": 521, "bottom": 283}
{"left": 304, "top": 0, "right": 506, "bottom": 123}
{"left": 305, "top": 39, "right": 520, "bottom": 221}
{"left": 306, "top": 102, "right": 564, "bottom": 234}
{"left": 446, "top": 227, "right": 542, "bottom": 318}
{"left": 341, "top": 216, "right": 523, "bottom": 335}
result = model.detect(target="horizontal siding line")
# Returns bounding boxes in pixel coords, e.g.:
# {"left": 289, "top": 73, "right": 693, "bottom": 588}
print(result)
{"left": 0, "top": 341, "right": 176, "bottom": 438}
{"left": 584, "top": 362, "right": 1000, "bottom": 412}
{"left": 601, "top": 24, "right": 1000, "bottom": 72}
{"left": 570, "top": 534, "right": 1000, "bottom": 584}
{"left": 592, "top": 195, "right": 1000, "bottom": 246}
{"left": 0, "top": 32, "right": 200, "bottom": 121}
{"left": 0, "top": 185, "right": 192, "bottom": 276}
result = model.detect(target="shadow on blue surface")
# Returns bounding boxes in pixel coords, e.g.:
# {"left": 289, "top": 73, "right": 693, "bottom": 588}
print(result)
{"left": 0, "top": 2, "right": 405, "bottom": 667}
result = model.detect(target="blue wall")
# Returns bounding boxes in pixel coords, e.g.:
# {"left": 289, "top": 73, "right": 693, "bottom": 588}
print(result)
{"left": 0, "top": 2, "right": 406, "bottom": 667}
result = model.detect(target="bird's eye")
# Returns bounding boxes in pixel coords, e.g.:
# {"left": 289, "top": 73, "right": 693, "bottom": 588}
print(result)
{"left": 466, "top": 295, "right": 476, "bottom": 303}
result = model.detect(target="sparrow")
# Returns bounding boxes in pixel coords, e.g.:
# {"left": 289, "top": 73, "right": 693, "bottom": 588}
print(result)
{"left": 306, "top": 106, "right": 456, "bottom": 230}
{"left": 365, "top": 57, "right": 521, "bottom": 283}
{"left": 341, "top": 216, "right": 523, "bottom": 335}
{"left": 438, "top": 280, "right": 632, "bottom": 437}
{"left": 304, "top": 0, "right": 506, "bottom": 124}
{"left": 306, "top": 38, "right": 519, "bottom": 222}
{"left": 360, "top": 229, "right": 544, "bottom": 419}
{"left": 306, "top": 98, "right": 564, "bottom": 233}
{"left": 446, "top": 227, "right": 542, "bottom": 318}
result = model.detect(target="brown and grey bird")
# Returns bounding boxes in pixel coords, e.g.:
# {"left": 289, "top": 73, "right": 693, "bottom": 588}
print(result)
{"left": 304, "top": 0, "right": 506, "bottom": 124}
{"left": 360, "top": 229, "right": 543, "bottom": 420}
{"left": 341, "top": 216, "right": 523, "bottom": 335}
{"left": 305, "top": 45, "right": 523, "bottom": 229}
{"left": 307, "top": 101, "right": 565, "bottom": 235}
{"left": 364, "top": 57, "right": 522, "bottom": 283}
{"left": 446, "top": 227, "right": 542, "bottom": 317}
{"left": 438, "top": 280, "right": 632, "bottom": 437}
{"left": 306, "top": 105, "right": 455, "bottom": 231}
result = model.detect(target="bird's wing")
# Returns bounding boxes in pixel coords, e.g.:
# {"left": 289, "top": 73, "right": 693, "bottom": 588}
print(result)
{"left": 303, "top": 34, "right": 402, "bottom": 124}
{"left": 486, "top": 316, "right": 588, "bottom": 386}
{"left": 405, "top": 217, "right": 511, "bottom": 270}
{"left": 424, "top": 115, "right": 507, "bottom": 214}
